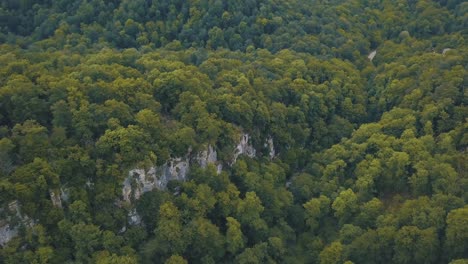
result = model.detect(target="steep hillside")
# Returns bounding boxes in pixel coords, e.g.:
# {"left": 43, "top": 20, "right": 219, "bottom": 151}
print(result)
{"left": 0, "top": 0, "right": 467, "bottom": 263}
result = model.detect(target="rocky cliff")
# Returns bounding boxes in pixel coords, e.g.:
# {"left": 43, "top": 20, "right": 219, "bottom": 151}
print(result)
{"left": 121, "top": 133, "right": 275, "bottom": 203}
{"left": 0, "top": 201, "right": 33, "bottom": 246}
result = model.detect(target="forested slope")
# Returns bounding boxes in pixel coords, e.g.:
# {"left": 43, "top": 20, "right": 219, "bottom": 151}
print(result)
{"left": 0, "top": 0, "right": 467, "bottom": 263}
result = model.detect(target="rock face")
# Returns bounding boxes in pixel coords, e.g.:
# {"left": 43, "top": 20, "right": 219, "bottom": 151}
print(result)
{"left": 122, "top": 158, "right": 190, "bottom": 202}
{"left": 128, "top": 209, "right": 142, "bottom": 225}
{"left": 60, "top": 188, "right": 70, "bottom": 203}
{"left": 0, "top": 222, "right": 17, "bottom": 246}
{"left": 121, "top": 132, "right": 271, "bottom": 226}
{"left": 0, "top": 201, "right": 33, "bottom": 246}
{"left": 196, "top": 145, "right": 218, "bottom": 169}
{"left": 50, "top": 190, "right": 63, "bottom": 208}
{"left": 266, "top": 137, "right": 275, "bottom": 160}
{"left": 160, "top": 158, "right": 190, "bottom": 187}
{"left": 232, "top": 133, "right": 256, "bottom": 164}
{"left": 1, "top": 188, "right": 64, "bottom": 246}
{"left": 122, "top": 132, "right": 258, "bottom": 203}
{"left": 368, "top": 50, "right": 377, "bottom": 61}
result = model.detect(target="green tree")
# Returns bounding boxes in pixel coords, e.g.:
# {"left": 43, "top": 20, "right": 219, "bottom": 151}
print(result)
{"left": 0, "top": 138, "right": 15, "bottom": 176}
{"left": 142, "top": 202, "right": 186, "bottom": 262}
{"left": 96, "top": 125, "right": 154, "bottom": 167}
{"left": 319, "top": 242, "right": 344, "bottom": 264}
{"left": 332, "top": 189, "right": 359, "bottom": 225}
{"left": 226, "top": 217, "right": 244, "bottom": 254}
{"left": 68, "top": 223, "right": 103, "bottom": 263}
{"left": 235, "top": 242, "right": 272, "bottom": 264}
{"left": 355, "top": 198, "right": 383, "bottom": 228}
{"left": 69, "top": 200, "right": 92, "bottom": 223}
{"left": 11, "top": 120, "right": 49, "bottom": 163}
{"left": 445, "top": 206, "right": 468, "bottom": 261}
{"left": 303, "top": 195, "right": 331, "bottom": 232}
{"left": 165, "top": 255, "right": 188, "bottom": 264}
{"left": 348, "top": 227, "right": 396, "bottom": 264}
{"left": 236, "top": 192, "right": 268, "bottom": 242}
{"left": 393, "top": 226, "right": 439, "bottom": 264}
{"left": 185, "top": 217, "right": 225, "bottom": 262}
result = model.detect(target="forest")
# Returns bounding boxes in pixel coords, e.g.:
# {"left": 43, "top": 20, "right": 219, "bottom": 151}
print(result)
{"left": 0, "top": 0, "right": 467, "bottom": 263}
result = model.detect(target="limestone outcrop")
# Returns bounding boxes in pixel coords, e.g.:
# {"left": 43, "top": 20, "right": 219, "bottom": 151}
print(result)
{"left": 122, "top": 133, "right": 274, "bottom": 205}
{"left": 0, "top": 201, "right": 33, "bottom": 246}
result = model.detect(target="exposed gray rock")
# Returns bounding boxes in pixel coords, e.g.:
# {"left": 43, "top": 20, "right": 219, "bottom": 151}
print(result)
{"left": 60, "top": 188, "right": 70, "bottom": 203}
{"left": 160, "top": 158, "right": 190, "bottom": 187}
{"left": 232, "top": 133, "right": 256, "bottom": 165}
{"left": 266, "top": 137, "right": 275, "bottom": 160}
{"left": 128, "top": 209, "right": 142, "bottom": 225}
{"left": 0, "top": 222, "right": 17, "bottom": 246}
{"left": 0, "top": 201, "right": 33, "bottom": 246}
{"left": 196, "top": 144, "right": 223, "bottom": 174}
{"left": 86, "top": 179, "right": 94, "bottom": 188}
{"left": 49, "top": 190, "right": 62, "bottom": 208}
{"left": 196, "top": 145, "right": 218, "bottom": 168}
{"left": 123, "top": 173, "right": 141, "bottom": 202}
{"left": 368, "top": 50, "right": 377, "bottom": 61}
{"left": 123, "top": 132, "right": 259, "bottom": 204}
{"left": 123, "top": 158, "right": 190, "bottom": 202}
{"left": 123, "top": 169, "right": 154, "bottom": 202}
{"left": 442, "top": 48, "right": 451, "bottom": 55}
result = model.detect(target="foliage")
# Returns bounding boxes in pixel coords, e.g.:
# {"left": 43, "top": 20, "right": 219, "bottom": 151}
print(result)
{"left": 0, "top": 0, "right": 466, "bottom": 263}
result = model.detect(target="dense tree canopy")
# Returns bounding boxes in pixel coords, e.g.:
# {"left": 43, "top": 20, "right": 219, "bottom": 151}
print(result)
{"left": 0, "top": 0, "right": 467, "bottom": 263}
